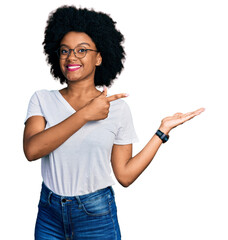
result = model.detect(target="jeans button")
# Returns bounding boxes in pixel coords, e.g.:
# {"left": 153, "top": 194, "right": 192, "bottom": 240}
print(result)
{"left": 62, "top": 199, "right": 66, "bottom": 203}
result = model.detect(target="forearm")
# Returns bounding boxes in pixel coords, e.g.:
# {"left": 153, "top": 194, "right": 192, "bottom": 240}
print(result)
{"left": 122, "top": 133, "right": 164, "bottom": 187}
{"left": 24, "top": 108, "right": 88, "bottom": 161}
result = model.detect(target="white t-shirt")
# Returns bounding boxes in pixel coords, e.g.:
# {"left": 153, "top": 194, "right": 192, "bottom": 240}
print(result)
{"left": 25, "top": 89, "right": 138, "bottom": 196}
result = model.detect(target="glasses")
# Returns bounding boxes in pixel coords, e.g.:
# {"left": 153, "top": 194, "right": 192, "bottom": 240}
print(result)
{"left": 56, "top": 45, "right": 98, "bottom": 60}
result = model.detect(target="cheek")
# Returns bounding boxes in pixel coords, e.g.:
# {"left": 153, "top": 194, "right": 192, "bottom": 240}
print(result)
{"left": 59, "top": 61, "right": 70, "bottom": 79}
{"left": 59, "top": 61, "right": 65, "bottom": 74}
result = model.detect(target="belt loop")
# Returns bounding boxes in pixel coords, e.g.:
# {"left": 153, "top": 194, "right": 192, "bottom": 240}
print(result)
{"left": 48, "top": 191, "right": 52, "bottom": 205}
{"left": 75, "top": 196, "right": 82, "bottom": 208}
{"left": 109, "top": 186, "right": 115, "bottom": 196}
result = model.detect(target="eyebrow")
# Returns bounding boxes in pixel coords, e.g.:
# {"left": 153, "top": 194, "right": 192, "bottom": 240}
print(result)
{"left": 78, "top": 42, "right": 91, "bottom": 47}
{"left": 60, "top": 42, "right": 91, "bottom": 47}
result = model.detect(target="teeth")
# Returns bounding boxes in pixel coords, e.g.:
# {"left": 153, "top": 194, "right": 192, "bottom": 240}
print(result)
{"left": 68, "top": 66, "right": 80, "bottom": 69}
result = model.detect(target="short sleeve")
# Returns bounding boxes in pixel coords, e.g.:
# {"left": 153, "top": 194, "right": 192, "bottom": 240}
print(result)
{"left": 24, "top": 91, "right": 44, "bottom": 124}
{"left": 114, "top": 101, "right": 139, "bottom": 145}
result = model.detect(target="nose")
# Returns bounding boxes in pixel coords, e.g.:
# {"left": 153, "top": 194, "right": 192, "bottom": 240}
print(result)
{"left": 67, "top": 49, "right": 78, "bottom": 60}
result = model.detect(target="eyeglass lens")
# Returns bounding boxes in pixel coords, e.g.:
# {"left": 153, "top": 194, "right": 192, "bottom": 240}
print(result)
{"left": 58, "top": 46, "right": 87, "bottom": 59}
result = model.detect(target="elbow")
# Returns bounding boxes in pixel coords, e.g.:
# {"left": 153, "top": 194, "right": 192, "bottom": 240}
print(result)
{"left": 120, "top": 181, "right": 131, "bottom": 188}
{"left": 25, "top": 155, "right": 36, "bottom": 162}
{"left": 116, "top": 175, "right": 133, "bottom": 188}
{"left": 24, "top": 150, "right": 36, "bottom": 162}
{"left": 23, "top": 145, "right": 39, "bottom": 161}
{"left": 114, "top": 169, "right": 136, "bottom": 188}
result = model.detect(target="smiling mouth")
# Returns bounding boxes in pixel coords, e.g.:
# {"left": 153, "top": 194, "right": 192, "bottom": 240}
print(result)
{"left": 66, "top": 65, "right": 81, "bottom": 71}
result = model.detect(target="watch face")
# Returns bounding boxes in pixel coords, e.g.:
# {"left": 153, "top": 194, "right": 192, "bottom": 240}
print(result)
{"left": 163, "top": 135, "right": 169, "bottom": 143}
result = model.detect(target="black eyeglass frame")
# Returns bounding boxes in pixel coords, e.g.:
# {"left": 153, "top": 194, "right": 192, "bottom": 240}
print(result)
{"left": 55, "top": 46, "right": 98, "bottom": 59}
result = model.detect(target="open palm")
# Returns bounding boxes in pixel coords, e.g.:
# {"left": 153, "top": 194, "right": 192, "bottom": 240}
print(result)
{"left": 160, "top": 108, "right": 205, "bottom": 134}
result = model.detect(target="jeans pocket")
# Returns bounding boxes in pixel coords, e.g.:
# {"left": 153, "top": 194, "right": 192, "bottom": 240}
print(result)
{"left": 82, "top": 193, "right": 112, "bottom": 217}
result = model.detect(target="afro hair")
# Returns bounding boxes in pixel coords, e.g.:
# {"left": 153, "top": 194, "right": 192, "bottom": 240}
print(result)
{"left": 43, "top": 5, "right": 125, "bottom": 87}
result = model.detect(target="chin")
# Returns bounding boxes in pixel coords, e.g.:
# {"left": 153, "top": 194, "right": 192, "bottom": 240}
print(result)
{"left": 65, "top": 74, "right": 81, "bottom": 82}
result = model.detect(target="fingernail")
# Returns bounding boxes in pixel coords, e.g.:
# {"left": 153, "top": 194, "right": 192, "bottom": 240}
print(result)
{"left": 124, "top": 93, "right": 129, "bottom": 97}
{"left": 103, "top": 86, "right": 107, "bottom": 91}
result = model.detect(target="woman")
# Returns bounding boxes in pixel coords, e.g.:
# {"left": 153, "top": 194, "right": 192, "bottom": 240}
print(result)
{"left": 23, "top": 5, "right": 204, "bottom": 240}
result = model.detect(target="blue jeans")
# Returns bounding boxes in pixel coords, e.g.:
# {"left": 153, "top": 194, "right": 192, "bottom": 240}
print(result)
{"left": 35, "top": 183, "right": 121, "bottom": 240}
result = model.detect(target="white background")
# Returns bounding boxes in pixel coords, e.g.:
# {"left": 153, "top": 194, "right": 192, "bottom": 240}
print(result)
{"left": 1, "top": 0, "right": 228, "bottom": 239}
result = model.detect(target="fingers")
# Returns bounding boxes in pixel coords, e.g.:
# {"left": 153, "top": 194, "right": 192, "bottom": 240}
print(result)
{"left": 107, "top": 93, "right": 129, "bottom": 102}
{"left": 173, "top": 108, "right": 204, "bottom": 118}
{"left": 184, "top": 108, "right": 205, "bottom": 118}
{"left": 178, "top": 108, "right": 205, "bottom": 123}
{"left": 161, "top": 107, "right": 205, "bottom": 132}
{"left": 194, "top": 108, "right": 205, "bottom": 115}
{"left": 102, "top": 86, "right": 129, "bottom": 102}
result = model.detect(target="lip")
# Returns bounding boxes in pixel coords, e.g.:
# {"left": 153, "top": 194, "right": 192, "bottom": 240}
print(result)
{"left": 65, "top": 64, "right": 82, "bottom": 72}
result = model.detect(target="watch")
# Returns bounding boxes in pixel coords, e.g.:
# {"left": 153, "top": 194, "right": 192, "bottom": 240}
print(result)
{"left": 155, "top": 130, "right": 169, "bottom": 143}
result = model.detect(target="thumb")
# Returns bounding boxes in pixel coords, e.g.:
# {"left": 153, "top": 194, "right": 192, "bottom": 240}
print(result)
{"left": 174, "top": 112, "right": 183, "bottom": 117}
{"left": 102, "top": 86, "right": 108, "bottom": 96}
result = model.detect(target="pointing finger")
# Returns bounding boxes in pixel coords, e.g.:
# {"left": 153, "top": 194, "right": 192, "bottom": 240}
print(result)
{"left": 107, "top": 93, "right": 129, "bottom": 102}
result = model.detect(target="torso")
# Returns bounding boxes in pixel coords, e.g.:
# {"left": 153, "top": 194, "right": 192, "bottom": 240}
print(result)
{"left": 25, "top": 89, "right": 138, "bottom": 196}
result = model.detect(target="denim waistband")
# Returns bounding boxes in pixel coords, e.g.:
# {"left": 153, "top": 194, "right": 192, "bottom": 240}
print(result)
{"left": 41, "top": 182, "right": 115, "bottom": 205}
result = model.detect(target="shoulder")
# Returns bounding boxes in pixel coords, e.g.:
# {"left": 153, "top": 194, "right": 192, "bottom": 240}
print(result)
{"left": 28, "top": 89, "right": 58, "bottom": 105}
{"left": 110, "top": 98, "right": 131, "bottom": 111}
{"left": 33, "top": 89, "right": 54, "bottom": 96}
{"left": 110, "top": 97, "right": 128, "bottom": 107}
{"left": 109, "top": 98, "right": 133, "bottom": 119}
{"left": 31, "top": 89, "right": 57, "bottom": 99}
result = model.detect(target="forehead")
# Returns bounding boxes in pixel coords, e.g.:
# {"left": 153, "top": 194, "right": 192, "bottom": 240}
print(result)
{"left": 60, "top": 31, "right": 96, "bottom": 47}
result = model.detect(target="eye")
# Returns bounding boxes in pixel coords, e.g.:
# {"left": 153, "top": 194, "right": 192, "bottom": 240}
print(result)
{"left": 76, "top": 47, "right": 86, "bottom": 53}
{"left": 60, "top": 47, "right": 69, "bottom": 55}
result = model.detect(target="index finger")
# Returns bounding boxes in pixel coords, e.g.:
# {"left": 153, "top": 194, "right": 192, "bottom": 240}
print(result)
{"left": 107, "top": 93, "right": 129, "bottom": 102}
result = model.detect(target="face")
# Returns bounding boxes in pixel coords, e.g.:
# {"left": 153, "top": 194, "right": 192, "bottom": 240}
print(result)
{"left": 59, "top": 31, "right": 102, "bottom": 83}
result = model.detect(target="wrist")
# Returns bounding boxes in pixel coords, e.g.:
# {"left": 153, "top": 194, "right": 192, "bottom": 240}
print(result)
{"left": 158, "top": 124, "right": 171, "bottom": 135}
{"left": 155, "top": 129, "right": 169, "bottom": 143}
{"left": 77, "top": 106, "right": 90, "bottom": 122}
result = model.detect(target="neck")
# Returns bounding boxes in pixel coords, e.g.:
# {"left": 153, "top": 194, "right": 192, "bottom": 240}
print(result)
{"left": 62, "top": 80, "right": 100, "bottom": 98}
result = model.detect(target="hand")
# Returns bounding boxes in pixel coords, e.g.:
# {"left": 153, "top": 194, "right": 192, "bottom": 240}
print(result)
{"left": 82, "top": 87, "right": 129, "bottom": 121}
{"left": 159, "top": 108, "right": 205, "bottom": 134}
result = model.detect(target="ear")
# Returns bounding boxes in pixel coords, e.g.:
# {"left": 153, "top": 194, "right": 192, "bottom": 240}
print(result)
{"left": 95, "top": 52, "right": 102, "bottom": 66}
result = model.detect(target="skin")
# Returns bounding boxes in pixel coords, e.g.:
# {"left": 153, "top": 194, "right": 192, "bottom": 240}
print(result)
{"left": 23, "top": 31, "right": 205, "bottom": 187}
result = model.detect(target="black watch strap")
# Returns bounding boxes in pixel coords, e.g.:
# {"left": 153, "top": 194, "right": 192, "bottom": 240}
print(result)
{"left": 155, "top": 130, "right": 169, "bottom": 143}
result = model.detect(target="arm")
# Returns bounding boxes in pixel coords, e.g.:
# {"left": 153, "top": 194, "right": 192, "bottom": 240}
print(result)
{"left": 23, "top": 89, "right": 128, "bottom": 161}
{"left": 111, "top": 108, "right": 205, "bottom": 187}
{"left": 23, "top": 109, "right": 88, "bottom": 161}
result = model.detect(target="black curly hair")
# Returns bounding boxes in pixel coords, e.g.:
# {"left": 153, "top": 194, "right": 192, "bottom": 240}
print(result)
{"left": 43, "top": 5, "right": 125, "bottom": 87}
